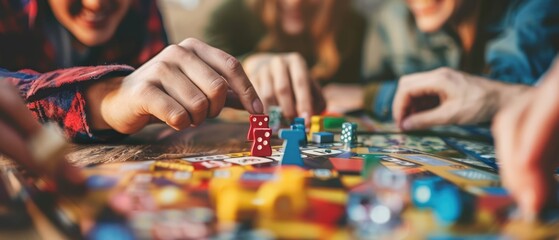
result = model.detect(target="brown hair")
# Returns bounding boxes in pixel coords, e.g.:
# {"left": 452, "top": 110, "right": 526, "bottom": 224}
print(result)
{"left": 246, "top": 0, "right": 348, "bottom": 81}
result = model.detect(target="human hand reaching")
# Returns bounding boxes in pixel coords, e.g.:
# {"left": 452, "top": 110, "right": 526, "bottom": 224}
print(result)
{"left": 87, "top": 38, "right": 264, "bottom": 134}
{"left": 243, "top": 52, "right": 326, "bottom": 121}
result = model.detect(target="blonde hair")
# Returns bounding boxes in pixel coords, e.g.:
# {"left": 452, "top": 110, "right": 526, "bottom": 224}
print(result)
{"left": 247, "top": 0, "right": 348, "bottom": 81}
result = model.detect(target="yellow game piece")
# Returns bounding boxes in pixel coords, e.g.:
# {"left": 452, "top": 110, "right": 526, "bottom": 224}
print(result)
{"left": 309, "top": 116, "right": 324, "bottom": 138}
{"left": 341, "top": 175, "right": 364, "bottom": 188}
{"left": 256, "top": 167, "right": 307, "bottom": 220}
{"left": 208, "top": 166, "right": 246, "bottom": 204}
{"left": 216, "top": 183, "right": 258, "bottom": 223}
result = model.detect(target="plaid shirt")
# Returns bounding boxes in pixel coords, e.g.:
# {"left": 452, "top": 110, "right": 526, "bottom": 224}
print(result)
{"left": 0, "top": 0, "right": 168, "bottom": 142}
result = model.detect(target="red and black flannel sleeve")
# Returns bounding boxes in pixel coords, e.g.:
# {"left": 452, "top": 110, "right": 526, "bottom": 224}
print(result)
{"left": 0, "top": 65, "right": 134, "bottom": 143}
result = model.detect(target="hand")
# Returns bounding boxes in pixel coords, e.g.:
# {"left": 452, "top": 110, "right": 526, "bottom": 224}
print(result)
{"left": 87, "top": 38, "right": 264, "bottom": 134}
{"left": 243, "top": 52, "right": 326, "bottom": 121}
{"left": 0, "top": 81, "right": 84, "bottom": 192}
{"left": 493, "top": 62, "right": 559, "bottom": 220}
{"left": 392, "top": 67, "right": 530, "bottom": 130}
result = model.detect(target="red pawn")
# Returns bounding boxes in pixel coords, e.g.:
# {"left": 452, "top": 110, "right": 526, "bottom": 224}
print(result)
{"left": 251, "top": 128, "right": 272, "bottom": 156}
{"left": 247, "top": 114, "right": 270, "bottom": 140}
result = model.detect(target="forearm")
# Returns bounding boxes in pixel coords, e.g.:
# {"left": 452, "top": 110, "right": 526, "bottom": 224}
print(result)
{"left": 1, "top": 66, "right": 133, "bottom": 142}
{"left": 478, "top": 77, "right": 533, "bottom": 116}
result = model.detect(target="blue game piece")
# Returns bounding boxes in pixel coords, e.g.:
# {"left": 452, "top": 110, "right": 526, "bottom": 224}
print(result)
{"left": 411, "top": 176, "right": 444, "bottom": 209}
{"left": 279, "top": 129, "right": 305, "bottom": 166}
{"left": 293, "top": 117, "right": 305, "bottom": 126}
{"left": 312, "top": 132, "right": 334, "bottom": 144}
{"left": 432, "top": 183, "right": 474, "bottom": 225}
{"left": 291, "top": 123, "right": 307, "bottom": 146}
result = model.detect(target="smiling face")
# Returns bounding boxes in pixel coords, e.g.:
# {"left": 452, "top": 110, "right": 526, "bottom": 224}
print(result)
{"left": 47, "top": 0, "right": 133, "bottom": 47}
{"left": 406, "top": 0, "right": 461, "bottom": 33}
{"left": 278, "top": 0, "right": 321, "bottom": 36}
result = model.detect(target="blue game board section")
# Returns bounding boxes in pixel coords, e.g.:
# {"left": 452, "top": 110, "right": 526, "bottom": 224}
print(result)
{"left": 405, "top": 155, "right": 452, "bottom": 166}
{"left": 279, "top": 129, "right": 305, "bottom": 166}
{"left": 442, "top": 137, "right": 499, "bottom": 171}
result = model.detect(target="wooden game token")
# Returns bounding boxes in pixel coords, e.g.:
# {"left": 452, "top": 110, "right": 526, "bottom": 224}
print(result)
{"left": 209, "top": 166, "right": 245, "bottom": 204}
{"left": 279, "top": 129, "right": 305, "bottom": 166}
{"left": 311, "top": 132, "right": 333, "bottom": 144}
{"left": 323, "top": 117, "right": 346, "bottom": 129}
{"left": 216, "top": 185, "right": 258, "bottom": 223}
{"left": 257, "top": 167, "right": 307, "bottom": 220}
{"left": 309, "top": 116, "right": 324, "bottom": 138}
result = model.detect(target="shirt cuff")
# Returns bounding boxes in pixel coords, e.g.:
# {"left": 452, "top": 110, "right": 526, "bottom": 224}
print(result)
{"left": 364, "top": 81, "right": 398, "bottom": 121}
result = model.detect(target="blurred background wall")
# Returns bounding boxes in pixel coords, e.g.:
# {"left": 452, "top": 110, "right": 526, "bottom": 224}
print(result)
{"left": 158, "top": 0, "right": 222, "bottom": 43}
{"left": 157, "top": 0, "right": 382, "bottom": 44}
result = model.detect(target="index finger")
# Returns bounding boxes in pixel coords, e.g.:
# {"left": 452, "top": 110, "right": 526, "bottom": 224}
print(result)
{"left": 392, "top": 74, "right": 441, "bottom": 127}
{"left": 286, "top": 54, "right": 314, "bottom": 119}
{"left": 392, "top": 80, "right": 415, "bottom": 127}
{"left": 177, "top": 39, "right": 264, "bottom": 114}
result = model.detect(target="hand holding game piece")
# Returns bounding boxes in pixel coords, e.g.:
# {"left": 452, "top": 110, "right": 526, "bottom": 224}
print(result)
{"left": 242, "top": 52, "right": 326, "bottom": 120}
{"left": 86, "top": 38, "right": 264, "bottom": 134}
{"left": 392, "top": 67, "right": 530, "bottom": 131}
{"left": 493, "top": 62, "right": 559, "bottom": 220}
{"left": 0, "top": 81, "right": 84, "bottom": 193}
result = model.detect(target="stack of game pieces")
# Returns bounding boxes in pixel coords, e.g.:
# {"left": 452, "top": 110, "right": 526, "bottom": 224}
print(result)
{"left": 247, "top": 114, "right": 272, "bottom": 157}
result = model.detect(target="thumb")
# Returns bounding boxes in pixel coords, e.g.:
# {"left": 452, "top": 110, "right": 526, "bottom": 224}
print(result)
{"left": 401, "top": 105, "right": 452, "bottom": 131}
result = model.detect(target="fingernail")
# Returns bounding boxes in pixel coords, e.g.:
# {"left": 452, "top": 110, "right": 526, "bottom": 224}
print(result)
{"left": 253, "top": 99, "right": 264, "bottom": 114}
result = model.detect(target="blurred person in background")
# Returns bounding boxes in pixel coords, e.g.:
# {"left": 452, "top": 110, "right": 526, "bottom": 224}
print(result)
{"left": 358, "top": 0, "right": 559, "bottom": 129}
{"left": 206, "top": 0, "right": 367, "bottom": 120}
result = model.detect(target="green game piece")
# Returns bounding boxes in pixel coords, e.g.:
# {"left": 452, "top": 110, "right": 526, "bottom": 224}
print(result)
{"left": 360, "top": 154, "right": 384, "bottom": 178}
{"left": 323, "top": 117, "right": 346, "bottom": 129}
{"left": 269, "top": 106, "right": 283, "bottom": 132}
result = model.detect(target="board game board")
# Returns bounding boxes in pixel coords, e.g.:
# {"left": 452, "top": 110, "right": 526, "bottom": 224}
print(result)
{"left": 5, "top": 116, "right": 559, "bottom": 239}
{"left": 47, "top": 126, "right": 552, "bottom": 239}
